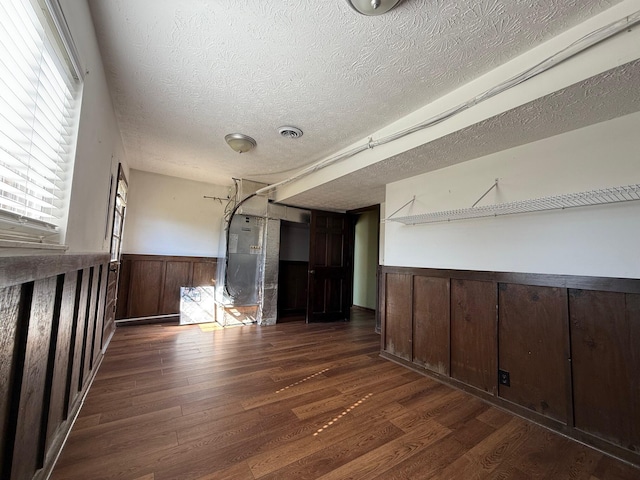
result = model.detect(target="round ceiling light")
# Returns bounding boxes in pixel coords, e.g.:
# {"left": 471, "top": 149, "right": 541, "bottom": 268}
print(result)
{"left": 278, "top": 126, "right": 303, "bottom": 139}
{"left": 224, "top": 133, "right": 256, "bottom": 153}
{"left": 346, "top": 0, "right": 403, "bottom": 15}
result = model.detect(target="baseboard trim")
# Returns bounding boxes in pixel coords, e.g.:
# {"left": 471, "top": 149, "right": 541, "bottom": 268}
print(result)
{"left": 115, "top": 314, "right": 179, "bottom": 326}
{"left": 352, "top": 305, "right": 376, "bottom": 313}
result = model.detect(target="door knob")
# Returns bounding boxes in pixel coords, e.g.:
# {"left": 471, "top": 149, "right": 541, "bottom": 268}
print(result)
{"left": 309, "top": 270, "right": 315, "bottom": 274}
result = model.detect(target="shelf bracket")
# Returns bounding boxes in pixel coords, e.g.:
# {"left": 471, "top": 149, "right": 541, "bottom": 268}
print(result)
{"left": 472, "top": 178, "right": 499, "bottom": 208}
{"left": 385, "top": 196, "right": 415, "bottom": 221}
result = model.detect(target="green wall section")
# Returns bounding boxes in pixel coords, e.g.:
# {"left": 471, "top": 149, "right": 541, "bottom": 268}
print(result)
{"left": 353, "top": 209, "right": 378, "bottom": 310}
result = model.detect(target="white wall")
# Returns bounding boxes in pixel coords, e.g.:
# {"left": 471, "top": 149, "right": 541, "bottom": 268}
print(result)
{"left": 60, "top": 0, "right": 128, "bottom": 253}
{"left": 123, "top": 170, "right": 229, "bottom": 257}
{"left": 353, "top": 210, "right": 379, "bottom": 310}
{"left": 385, "top": 112, "right": 640, "bottom": 278}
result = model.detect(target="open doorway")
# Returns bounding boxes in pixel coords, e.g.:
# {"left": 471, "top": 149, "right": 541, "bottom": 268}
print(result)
{"left": 277, "top": 220, "right": 310, "bottom": 322}
{"left": 349, "top": 205, "right": 381, "bottom": 331}
{"left": 276, "top": 206, "right": 380, "bottom": 328}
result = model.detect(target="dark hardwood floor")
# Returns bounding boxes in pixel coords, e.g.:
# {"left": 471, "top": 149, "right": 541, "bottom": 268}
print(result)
{"left": 51, "top": 310, "right": 639, "bottom": 480}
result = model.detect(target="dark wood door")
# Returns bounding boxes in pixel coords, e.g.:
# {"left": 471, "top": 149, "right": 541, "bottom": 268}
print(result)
{"left": 103, "top": 164, "right": 127, "bottom": 345}
{"left": 307, "top": 210, "right": 352, "bottom": 322}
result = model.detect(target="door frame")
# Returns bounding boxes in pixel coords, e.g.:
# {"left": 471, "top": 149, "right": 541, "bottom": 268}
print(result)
{"left": 347, "top": 204, "right": 381, "bottom": 330}
{"left": 102, "top": 163, "right": 128, "bottom": 349}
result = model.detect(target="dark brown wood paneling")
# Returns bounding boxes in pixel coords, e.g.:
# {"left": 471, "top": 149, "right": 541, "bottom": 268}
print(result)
{"left": 378, "top": 265, "right": 640, "bottom": 294}
{"left": 69, "top": 269, "right": 89, "bottom": 408}
{"left": 413, "top": 276, "right": 450, "bottom": 375}
{"left": 1, "top": 255, "right": 109, "bottom": 480}
{"left": 384, "top": 273, "right": 412, "bottom": 361}
{"left": 91, "top": 265, "right": 106, "bottom": 368}
{"left": 45, "top": 273, "right": 78, "bottom": 451}
{"left": 278, "top": 261, "right": 308, "bottom": 317}
{"left": 629, "top": 293, "right": 640, "bottom": 453}
{"left": 116, "top": 255, "right": 218, "bottom": 320}
{"left": 0, "top": 254, "right": 109, "bottom": 289}
{"left": 12, "top": 277, "right": 58, "bottom": 480}
{"left": 192, "top": 260, "right": 216, "bottom": 286}
{"left": 161, "top": 261, "right": 192, "bottom": 314}
{"left": 0, "top": 284, "right": 23, "bottom": 478}
{"left": 103, "top": 266, "right": 117, "bottom": 345}
{"left": 499, "top": 283, "right": 570, "bottom": 424}
{"left": 570, "top": 290, "right": 640, "bottom": 451}
{"left": 80, "top": 267, "right": 100, "bottom": 387}
{"left": 115, "top": 257, "right": 130, "bottom": 320}
{"left": 128, "top": 260, "right": 163, "bottom": 317}
{"left": 451, "top": 279, "right": 497, "bottom": 394}
{"left": 379, "top": 265, "right": 640, "bottom": 465}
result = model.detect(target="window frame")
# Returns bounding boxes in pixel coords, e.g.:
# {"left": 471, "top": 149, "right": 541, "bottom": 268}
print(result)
{"left": 0, "top": 0, "right": 83, "bottom": 249}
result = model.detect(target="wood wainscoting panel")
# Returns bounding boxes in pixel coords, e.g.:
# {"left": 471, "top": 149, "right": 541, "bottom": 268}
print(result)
{"left": 160, "top": 261, "right": 191, "bottom": 314}
{"left": 629, "top": 293, "right": 640, "bottom": 452}
{"left": 116, "top": 255, "right": 218, "bottom": 320}
{"left": 451, "top": 279, "right": 497, "bottom": 395}
{"left": 89, "top": 265, "right": 105, "bottom": 371}
{"left": 192, "top": 261, "right": 216, "bottom": 287}
{"left": 570, "top": 290, "right": 640, "bottom": 451}
{"left": 379, "top": 265, "right": 640, "bottom": 465}
{"left": 45, "top": 273, "right": 78, "bottom": 451}
{"left": 0, "top": 284, "right": 24, "bottom": 479}
{"left": 128, "top": 260, "right": 163, "bottom": 318}
{"left": 0, "top": 253, "right": 110, "bottom": 480}
{"left": 412, "top": 276, "right": 450, "bottom": 375}
{"left": 384, "top": 273, "right": 412, "bottom": 361}
{"left": 103, "top": 267, "right": 117, "bottom": 348}
{"left": 115, "top": 258, "right": 131, "bottom": 320}
{"left": 498, "top": 283, "right": 570, "bottom": 424}
{"left": 80, "top": 267, "right": 99, "bottom": 387}
{"left": 69, "top": 269, "right": 89, "bottom": 409}
{"left": 11, "top": 276, "right": 59, "bottom": 480}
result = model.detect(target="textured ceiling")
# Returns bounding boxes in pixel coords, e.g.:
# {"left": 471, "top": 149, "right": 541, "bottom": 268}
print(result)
{"left": 88, "top": 0, "right": 624, "bottom": 200}
{"left": 284, "top": 59, "right": 640, "bottom": 211}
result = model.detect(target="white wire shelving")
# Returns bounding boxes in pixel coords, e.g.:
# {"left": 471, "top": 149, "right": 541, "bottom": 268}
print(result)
{"left": 386, "top": 184, "right": 640, "bottom": 226}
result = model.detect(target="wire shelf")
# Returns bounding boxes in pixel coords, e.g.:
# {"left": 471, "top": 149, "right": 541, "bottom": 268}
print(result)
{"left": 387, "top": 184, "right": 640, "bottom": 226}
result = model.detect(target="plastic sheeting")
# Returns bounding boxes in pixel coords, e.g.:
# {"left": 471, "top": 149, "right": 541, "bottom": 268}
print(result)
{"left": 257, "top": 218, "right": 281, "bottom": 326}
{"left": 223, "top": 214, "right": 264, "bottom": 306}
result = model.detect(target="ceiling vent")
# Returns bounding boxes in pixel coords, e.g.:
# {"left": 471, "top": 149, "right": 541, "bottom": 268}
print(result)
{"left": 278, "top": 126, "right": 303, "bottom": 139}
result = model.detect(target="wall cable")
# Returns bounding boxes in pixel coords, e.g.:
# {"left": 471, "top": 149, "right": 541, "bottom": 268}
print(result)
{"left": 254, "top": 10, "right": 640, "bottom": 198}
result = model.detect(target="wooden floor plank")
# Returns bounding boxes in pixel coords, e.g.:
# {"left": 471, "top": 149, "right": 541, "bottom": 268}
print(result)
{"left": 314, "top": 419, "right": 452, "bottom": 480}
{"left": 50, "top": 311, "right": 640, "bottom": 480}
{"left": 260, "top": 421, "right": 405, "bottom": 479}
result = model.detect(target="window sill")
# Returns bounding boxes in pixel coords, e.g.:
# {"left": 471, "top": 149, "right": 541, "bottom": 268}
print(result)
{"left": 0, "top": 239, "right": 69, "bottom": 252}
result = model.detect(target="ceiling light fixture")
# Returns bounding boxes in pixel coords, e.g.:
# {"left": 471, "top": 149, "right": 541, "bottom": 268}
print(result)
{"left": 346, "top": 0, "right": 403, "bottom": 15}
{"left": 224, "top": 133, "right": 256, "bottom": 153}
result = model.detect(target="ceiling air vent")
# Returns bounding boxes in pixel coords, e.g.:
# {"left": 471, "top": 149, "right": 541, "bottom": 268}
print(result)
{"left": 278, "top": 126, "right": 303, "bottom": 139}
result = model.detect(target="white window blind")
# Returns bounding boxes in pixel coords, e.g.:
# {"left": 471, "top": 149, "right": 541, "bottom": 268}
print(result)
{"left": 0, "top": 0, "right": 79, "bottom": 241}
